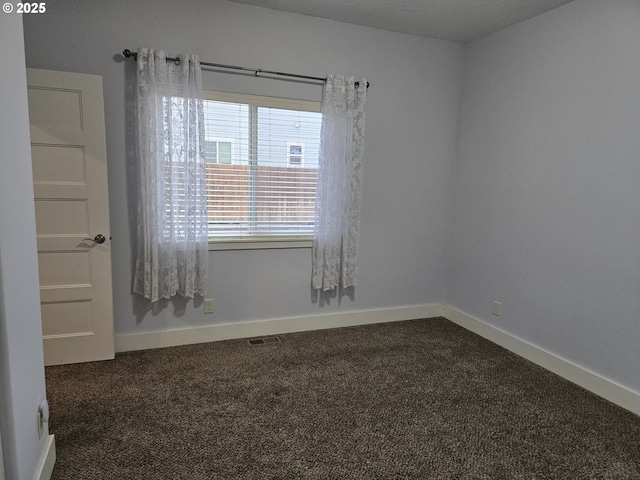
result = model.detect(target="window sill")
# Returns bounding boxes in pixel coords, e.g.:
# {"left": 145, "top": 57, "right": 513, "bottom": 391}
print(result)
{"left": 208, "top": 237, "right": 313, "bottom": 251}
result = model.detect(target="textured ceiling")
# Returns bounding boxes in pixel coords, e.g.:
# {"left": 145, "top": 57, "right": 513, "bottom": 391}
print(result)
{"left": 227, "top": 0, "right": 575, "bottom": 43}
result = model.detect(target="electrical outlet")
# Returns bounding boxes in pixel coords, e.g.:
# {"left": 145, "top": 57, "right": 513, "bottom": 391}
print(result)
{"left": 204, "top": 298, "right": 214, "bottom": 314}
{"left": 492, "top": 301, "right": 501, "bottom": 317}
{"left": 37, "top": 409, "right": 43, "bottom": 439}
{"left": 37, "top": 400, "right": 49, "bottom": 440}
{"left": 37, "top": 400, "right": 49, "bottom": 438}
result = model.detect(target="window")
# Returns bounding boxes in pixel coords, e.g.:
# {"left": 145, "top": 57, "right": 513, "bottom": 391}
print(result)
{"left": 287, "top": 142, "right": 304, "bottom": 167}
{"left": 203, "top": 91, "right": 322, "bottom": 247}
{"left": 205, "top": 139, "right": 234, "bottom": 164}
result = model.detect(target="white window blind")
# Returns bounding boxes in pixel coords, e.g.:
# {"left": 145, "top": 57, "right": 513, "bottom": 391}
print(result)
{"left": 203, "top": 91, "right": 321, "bottom": 241}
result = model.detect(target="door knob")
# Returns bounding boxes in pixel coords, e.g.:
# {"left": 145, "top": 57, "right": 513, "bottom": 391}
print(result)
{"left": 93, "top": 234, "right": 106, "bottom": 244}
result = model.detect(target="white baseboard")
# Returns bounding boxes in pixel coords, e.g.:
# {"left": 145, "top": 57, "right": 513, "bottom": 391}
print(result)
{"left": 442, "top": 305, "right": 640, "bottom": 417}
{"left": 115, "top": 304, "right": 443, "bottom": 353}
{"left": 33, "top": 435, "right": 55, "bottom": 480}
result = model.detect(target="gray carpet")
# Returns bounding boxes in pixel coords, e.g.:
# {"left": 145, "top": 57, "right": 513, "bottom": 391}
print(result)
{"left": 46, "top": 317, "right": 640, "bottom": 479}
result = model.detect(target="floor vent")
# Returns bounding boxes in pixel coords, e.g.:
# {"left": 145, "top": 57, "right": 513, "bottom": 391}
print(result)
{"left": 247, "top": 336, "right": 281, "bottom": 346}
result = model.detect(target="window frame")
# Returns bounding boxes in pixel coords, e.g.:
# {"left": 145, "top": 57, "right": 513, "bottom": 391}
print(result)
{"left": 202, "top": 90, "right": 321, "bottom": 251}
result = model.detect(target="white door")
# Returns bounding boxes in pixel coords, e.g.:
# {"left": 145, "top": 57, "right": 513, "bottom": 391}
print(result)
{"left": 27, "top": 68, "right": 115, "bottom": 366}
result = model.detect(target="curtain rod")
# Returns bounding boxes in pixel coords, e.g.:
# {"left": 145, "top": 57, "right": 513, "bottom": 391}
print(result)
{"left": 122, "top": 49, "right": 368, "bottom": 89}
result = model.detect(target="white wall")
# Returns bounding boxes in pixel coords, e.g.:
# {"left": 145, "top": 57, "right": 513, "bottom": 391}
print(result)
{"left": 0, "top": 14, "right": 50, "bottom": 480}
{"left": 448, "top": 0, "right": 640, "bottom": 393}
{"left": 23, "top": 0, "right": 464, "bottom": 337}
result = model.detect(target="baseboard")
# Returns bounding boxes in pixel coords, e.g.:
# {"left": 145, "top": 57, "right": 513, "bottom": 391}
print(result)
{"left": 442, "top": 305, "right": 640, "bottom": 417}
{"left": 115, "top": 304, "right": 443, "bottom": 353}
{"left": 33, "top": 435, "right": 55, "bottom": 480}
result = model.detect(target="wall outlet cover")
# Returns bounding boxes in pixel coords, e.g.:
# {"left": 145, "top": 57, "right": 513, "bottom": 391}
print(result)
{"left": 204, "top": 299, "right": 214, "bottom": 314}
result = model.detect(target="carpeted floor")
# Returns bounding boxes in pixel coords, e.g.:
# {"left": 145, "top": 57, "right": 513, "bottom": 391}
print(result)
{"left": 46, "top": 317, "right": 640, "bottom": 479}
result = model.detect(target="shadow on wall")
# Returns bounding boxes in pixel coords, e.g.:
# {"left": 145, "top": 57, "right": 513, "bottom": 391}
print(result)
{"left": 312, "top": 285, "right": 355, "bottom": 307}
{"left": 133, "top": 293, "right": 204, "bottom": 324}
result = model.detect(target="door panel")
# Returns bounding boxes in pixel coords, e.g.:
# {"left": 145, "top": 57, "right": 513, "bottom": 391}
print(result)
{"left": 27, "top": 68, "right": 114, "bottom": 365}
{"left": 31, "top": 145, "right": 86, "bottom": 183}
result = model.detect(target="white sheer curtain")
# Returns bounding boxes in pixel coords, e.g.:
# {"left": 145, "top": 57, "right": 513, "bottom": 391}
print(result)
{"left": 133, "top": 48, "right": 208, "bottom": 303}
{"left": 312, "top": 74, "right": 367, "bottom": 291}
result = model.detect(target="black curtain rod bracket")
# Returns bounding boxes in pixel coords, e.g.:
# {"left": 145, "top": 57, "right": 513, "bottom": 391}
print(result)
{"left": 122, "top": 49, "right": 369, "bottom": 89}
